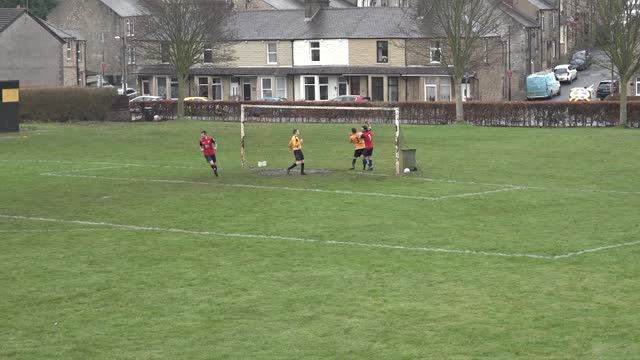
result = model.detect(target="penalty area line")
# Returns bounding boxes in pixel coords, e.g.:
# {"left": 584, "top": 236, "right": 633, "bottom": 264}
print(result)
{"left": 2, "top": 214, "right": 639, "bottom": 260}
{"left": 40, "top": 172, "right": 523, "bottom": 201}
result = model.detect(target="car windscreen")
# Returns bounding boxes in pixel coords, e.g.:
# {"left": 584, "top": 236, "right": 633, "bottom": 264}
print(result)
{"left": 554, "top": 69, "right": 567, "bottom": 74}
{"left": 572, "top": 53, "right": 586, "bottom": 60}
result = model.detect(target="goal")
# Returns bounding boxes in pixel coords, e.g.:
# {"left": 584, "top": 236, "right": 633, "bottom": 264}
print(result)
{"left": 240, "top": 104, "right": 401, "bottom": 175}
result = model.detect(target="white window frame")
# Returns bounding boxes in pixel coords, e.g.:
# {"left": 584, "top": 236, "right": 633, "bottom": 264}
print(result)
{"left": 303, "top": 76, "right": 316, "bottom": 100}
{"left": 211, "top": 77, "right": 223, "bottom": 101}
{"left": 197, "top": 77, "right": 209, "bottom": 98}
{"left": 170, "top": 77, "right": 179, "bottom": 100}
{"left": 127, "top": 46, "right": 136, "bottom": 64}
{"left": 266, "top": 42, "right": 278, "bottom": 64}
{"left": 430, "top": 41, "right": 441, "bottom": 64}
{"left": 66, "top": 42, "right": 72, "bottom": 61}
{"left": 425, "top": 81, "right": 438, "bottom": 101}
{"left": 319, "top": 76, "right": 329, "bottom": 100}
{"left": 439, "top": 82, "right": 451, "bottom": 101}
{"left": 541, "top": 13, "right": 545, "bottom": 30}
{"left": 261, "top": 77, "right": 273, "bottom": 98}
{"left": 203, "top": 44, "right": 213, "bottom": 63}
{"left": 310, "top": 41, "right": 320, "bottom": 62}
{"left": 377, "top": 40, "right": 388, "bottom": 63}
{"left": 126, "top": 18, "right": 135, "bottom": 37}
{"left": 636, "top": 78, "right": 640, "bottom": 96}
{"left": 338, "top": 77, "right": 348, "bottom": 96}
{"left": 141, "top": 77, "right": 151, "bottom": 95}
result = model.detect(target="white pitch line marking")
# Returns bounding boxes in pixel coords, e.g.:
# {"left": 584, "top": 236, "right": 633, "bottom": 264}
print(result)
{"left": 0, "top": 228, "right": 131, "bottom": 233}
{"left": 40, "top": 172, "right": 523, "bottom": 201}
{"left": 4, "top": 158, "right": 640, "bottom": 195}
{"left": 2, "top": 214, "right": 638, "bottom": 260}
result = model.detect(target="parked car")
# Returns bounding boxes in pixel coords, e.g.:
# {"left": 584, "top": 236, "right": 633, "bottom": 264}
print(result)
{"left": 328, "top": 95, "right": 371, "bottom": 102}
{"left": 129, "top": 96, "right": 163, "bottom": 113}
{"left": 184, "top": 97, "right": 209, "bottom": 102}
{"left": 596, "top": 79, "right": 619, "bottom": 100}
{"left": 526, "top": 71, "right": 561, "bottom": 100}
{"left": 553, "top": 64, "right": 578, "bottom": 83}
{"left": 569, "top": 86, "right": 594, "bottom": 102}
{"left": 118, "top": 87, "right": 138, "bottom": 97}
{"left": 570, "top": 50, "right": 592, "bottom": 71}
{"left": 256, "top": 96, "right": 288, "bottom": 101}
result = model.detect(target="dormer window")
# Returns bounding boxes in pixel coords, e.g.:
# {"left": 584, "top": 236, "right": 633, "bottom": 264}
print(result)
{"left": 430, "top": 41, "right": 441, "bottom": 63}
{"left": 310, "top": 41, "right": 320, "bottom": 62}
{"left": 377, "top": 41, "right": 388, "bottom": 63}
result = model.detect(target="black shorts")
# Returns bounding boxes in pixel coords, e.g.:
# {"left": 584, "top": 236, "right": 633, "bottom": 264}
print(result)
{"left": 293, "top": 150, "right": 304, "bottom": 161}
{"left": 353, "top": 149, "right": 364, "bottom": 158}
{"left": 204, "top": 154, "right": 217, "bottom": 163}
{"left": 363, "top": 148, "right": 373, "bottom": 157}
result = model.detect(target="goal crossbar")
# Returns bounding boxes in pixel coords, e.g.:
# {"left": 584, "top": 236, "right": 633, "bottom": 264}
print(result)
{"left": 240, "top": 104, "right": 401, "bottom": 175}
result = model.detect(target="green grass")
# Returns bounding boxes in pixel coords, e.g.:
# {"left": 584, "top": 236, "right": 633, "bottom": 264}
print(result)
{"left": 1, "top": 121, "right": 639, "bottom": 359}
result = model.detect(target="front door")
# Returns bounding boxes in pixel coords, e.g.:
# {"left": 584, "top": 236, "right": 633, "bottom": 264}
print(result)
{"left": 243, "top": 80, "right": 251, "bottom": 101}
{"left": 350, "top": 77, "right": 360, "bottom": 96}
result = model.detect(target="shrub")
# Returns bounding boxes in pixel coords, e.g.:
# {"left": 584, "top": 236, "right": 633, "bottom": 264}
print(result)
{"left": 20, "top": 87, "right": 117, "bottom": 122}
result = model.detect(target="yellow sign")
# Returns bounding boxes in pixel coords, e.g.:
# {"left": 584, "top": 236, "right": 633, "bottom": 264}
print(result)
{"left": 2, "top": 88, "right": 19, "bottom": 103}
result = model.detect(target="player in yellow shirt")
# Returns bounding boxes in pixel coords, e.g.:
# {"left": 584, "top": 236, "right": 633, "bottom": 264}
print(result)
{"left": 349, "top": 127, "right": 366, "bottom": 170}
{"left": 286, "top": 128, "right": 306, "bottom": 175}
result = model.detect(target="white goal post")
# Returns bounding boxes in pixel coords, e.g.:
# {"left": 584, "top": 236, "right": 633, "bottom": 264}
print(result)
{"left": 240, "top": 104, "right": 401, "bottom": 175}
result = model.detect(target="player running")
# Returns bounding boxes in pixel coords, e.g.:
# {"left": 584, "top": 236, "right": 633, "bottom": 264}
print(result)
{"left": 286, "top": 128, "right": 306, "bottom": 175}
{"left": 349, "top": 127, "right": 366, "bottom": 170}
{"left": 199, "top": 130, "right": 218, "bottom": 177}
{"left": 360, "top": 124, "right": 374, "bottom": 171}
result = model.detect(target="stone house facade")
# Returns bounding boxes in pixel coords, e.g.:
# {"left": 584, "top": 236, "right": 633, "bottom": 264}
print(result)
{"left": 0, "top": 8, "right": 65, "bottom": 87}
{"left": 133, "top": 7, "right": 506, "bottom": 103}
{"left": 45, "top": 22, "right": 87, "bottom": 87}
{"left": 48, "top": 0, "right": 144, "bottom": 88}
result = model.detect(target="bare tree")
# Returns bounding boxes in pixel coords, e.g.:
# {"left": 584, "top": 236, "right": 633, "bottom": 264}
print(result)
{"left": 594, "top": 0, "right": 640, "bottom": 127}
{"left": 138, "top": 0, "right": 233, "bottom": 117}
{"left": 415, "top": 0, "right": 501, "bottom": 122}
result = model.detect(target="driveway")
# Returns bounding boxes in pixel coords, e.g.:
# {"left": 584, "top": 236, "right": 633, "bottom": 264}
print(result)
{"left": 552, "top": 50, "right": 615, "bottom": 102}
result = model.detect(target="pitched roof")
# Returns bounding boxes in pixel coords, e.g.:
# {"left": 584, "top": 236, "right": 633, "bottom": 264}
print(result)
{"left": 527, "top": 0, "right": 555, "bottom": 10}
{"left": 263, "top": 0, "right": 354, "bottom": 9}
{"left": 0, "top": 8, "right": 25, "bottom": 34}
{"left": 500, "top": 4, "right": 539, "bottom": 28}
{"left": 99, "top": 0, "right": 146, "bottom": 17}
{"left": 44, "top": 20, "right": 85, "bottom": 40}
{"left": 228, "top": 7, "right": 424, "bottom": 40}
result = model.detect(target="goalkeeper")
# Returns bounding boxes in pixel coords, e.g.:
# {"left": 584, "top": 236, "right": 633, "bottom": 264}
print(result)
{"left": 349, "top": 127, "right": 366, "bottom": 170}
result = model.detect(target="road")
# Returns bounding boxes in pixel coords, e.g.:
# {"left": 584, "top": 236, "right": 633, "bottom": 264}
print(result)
{"left": 552, "top": 50, "right": 614, "bottom": 102}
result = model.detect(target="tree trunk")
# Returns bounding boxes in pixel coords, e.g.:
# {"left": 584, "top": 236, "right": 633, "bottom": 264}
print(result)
{"left": 619, "top": 78, "right": 628, "bottom": 128}
{"left": 177, "top": 73, "right": 186, "bottom": 118}
{"left": 454, "top": 77, "right": 464, "bottom": 123}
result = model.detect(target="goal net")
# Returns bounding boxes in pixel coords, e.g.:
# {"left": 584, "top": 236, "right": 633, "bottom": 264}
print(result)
{"left": 240, "top": 104, "right": 401, "bottom": 175}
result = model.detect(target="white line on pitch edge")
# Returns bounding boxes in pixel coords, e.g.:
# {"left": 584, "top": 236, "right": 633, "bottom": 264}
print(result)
{"left": 40, "top": 172, "right": 522, "bottom": 201}
{"left": 2, "top": 214, "right": 638, "bottom": 260}
{"left": 0, "top": 214, "right": 550, "bottom": 259}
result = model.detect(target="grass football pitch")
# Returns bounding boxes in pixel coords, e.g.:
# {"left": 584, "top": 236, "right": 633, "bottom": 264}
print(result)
{"left": 1, "top": 121, "right": 639, "bottom": 359}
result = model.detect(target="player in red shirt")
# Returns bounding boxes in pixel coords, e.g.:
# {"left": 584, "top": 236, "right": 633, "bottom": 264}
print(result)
{"left": 199, "top": 130, "right": 218, "bottom": 177}
{"left": 360, "top": 124, "right": 374, "bottom": 170}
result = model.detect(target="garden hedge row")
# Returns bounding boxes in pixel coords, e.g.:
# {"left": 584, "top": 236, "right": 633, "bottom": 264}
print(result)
{"left": 20, "top": 87, "right": 117, "bottom": 122}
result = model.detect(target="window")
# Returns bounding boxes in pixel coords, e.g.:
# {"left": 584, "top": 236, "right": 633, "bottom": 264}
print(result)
{"left": 439, "top": 82, "right": 451, "bottom": 101}
{"left": 377, "top": 41, "right": 388, "bottom": 63}
{"left": 425, "top": 77, "right": 437, "bottom": 101}
{"left": 198, "top": 77, "right": 209, "bottom": 98}
{"left": 310, "top": 41, "right": 320, "bottom": 62}
{"left": 267, "top": 42, "right": 278, "bottom": 64}
{"left": 541, "top": 13, "right": 545, "bottom": 30}
{"left": 304, "top": 77, "right": 316, "bottom": 100}
{"left": 212, "top": 78, "right": 222, "bottom": 100}
{"left": 484, "top": 41, "right": 488, "bottom": 63}
{"left": 127, "top": 46, "right": 135, "bottom": 64}
{"left": 66, "top": 42, "right": 72, "bottom": 61}
{"left": 372, "top": 77, "right": 384, "bottom": 101}
{"left": 126, "top": 18, "right": 135, "bottom": 37}
{"left": 203, "top": 43, "right": 212, "bottom": 63}
{"left": 170, "top": 77, "right": 178, "bottom": 99}
{"left": 276, "top": 77, "right": 286, "bottom": 98}
{"left": 388, "top": 77, "right": 398, "bottom": 102}
{"left": 141, "top": 77, "right": 151, "bottom": 95}
{"left": 338, "top": 77, "right": 348, "bottom": 96}
{"left": 77, "top": 43, "right": 82, "bottom": 62}
{"left": 319, "top": 76, "right": 329, "bottom": 100}
{"left": 161, "top": 43, "right": 170, "bottom": 63}
{"left": 430, "top": 41, "right": 441, "bottom": 63}
{"left": 261, "top": 78, "right": 273, "bottom": 98}
{"left": 636, "top": 78, "right": 640, "bottom": 96}
{"left": 157, "top": 77, "right": 167, "bottom": 98}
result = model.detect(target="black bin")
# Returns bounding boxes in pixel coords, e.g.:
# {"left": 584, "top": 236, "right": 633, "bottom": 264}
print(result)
{"left": 0, "top": 80, "right": 20, "bottom": 133}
